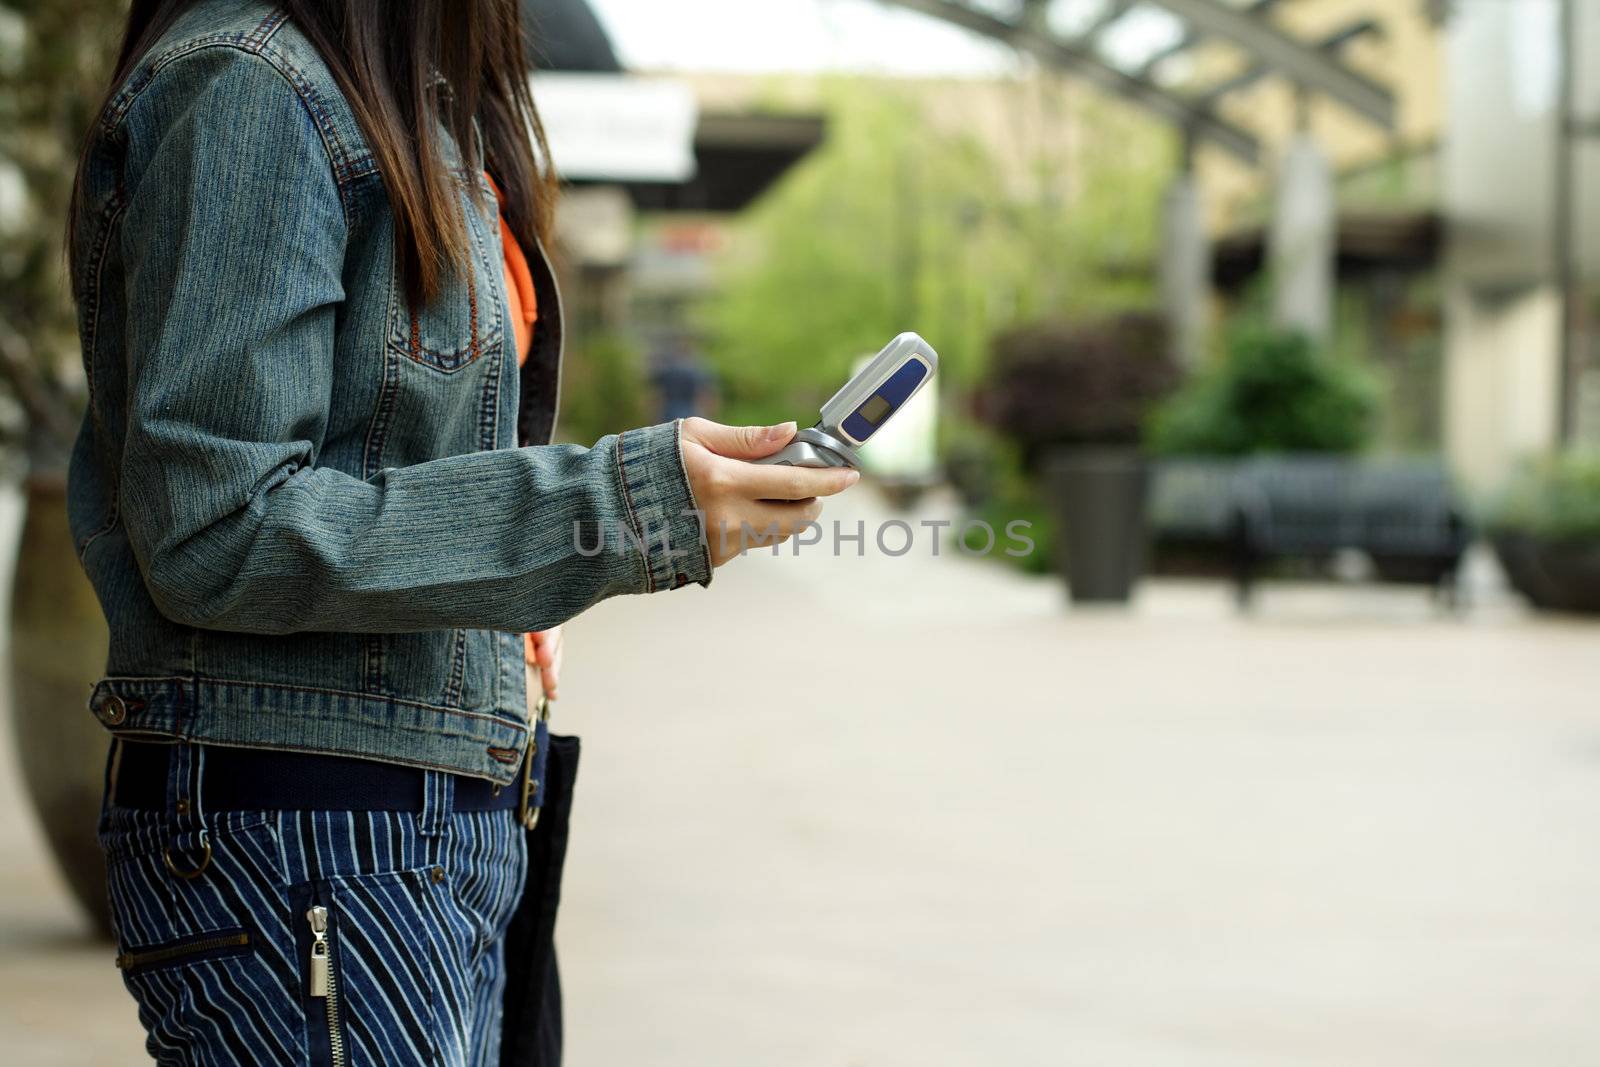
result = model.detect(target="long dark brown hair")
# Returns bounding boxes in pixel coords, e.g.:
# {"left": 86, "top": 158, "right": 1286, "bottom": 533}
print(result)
{"left": 72, "top": 0, "right": 557, "bottom": 306}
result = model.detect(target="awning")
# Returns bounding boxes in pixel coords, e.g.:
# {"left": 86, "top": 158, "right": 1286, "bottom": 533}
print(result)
{"left": 1212, "top": 211, "right": 1444, "bottom": 289}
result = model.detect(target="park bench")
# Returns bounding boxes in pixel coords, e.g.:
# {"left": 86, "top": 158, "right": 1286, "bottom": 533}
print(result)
{"left": 1149, "top": 456, "right": 1473, "bottom": 607}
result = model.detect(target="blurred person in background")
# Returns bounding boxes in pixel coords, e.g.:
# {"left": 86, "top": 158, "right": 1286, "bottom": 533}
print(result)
{"left": 64, "top": 0, "right": 857, "bottom": 1063}
{"left": 649, "top": 333, "right": 720, "bottom": 422}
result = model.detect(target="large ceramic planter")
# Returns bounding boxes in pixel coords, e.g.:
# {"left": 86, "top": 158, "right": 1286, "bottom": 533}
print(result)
{"left": 9, "top": 476, "right": 112, "bottom": 936}
{"left": 1494, "top": 532, "right": 1600, "bottom": 613}
{"left": 1043, "top": 446, "right": 1149, "bottom": 603}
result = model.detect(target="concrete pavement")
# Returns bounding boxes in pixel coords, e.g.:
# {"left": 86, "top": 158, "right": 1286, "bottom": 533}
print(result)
{"left": 3, "top": 487, "right": 1599, "bottom": 1064}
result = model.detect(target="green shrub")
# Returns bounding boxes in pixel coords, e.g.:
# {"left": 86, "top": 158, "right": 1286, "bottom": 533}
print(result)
{"left": 1487, "top": 452, "right": 1600, "bottom": 542}
{"left": 1146, "top": 322, "right": 1379, "bottom": 456}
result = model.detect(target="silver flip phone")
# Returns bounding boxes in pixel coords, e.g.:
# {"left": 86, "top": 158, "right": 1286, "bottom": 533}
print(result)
{"left": 755, "top": 332, "right": 938, "bottom": 468}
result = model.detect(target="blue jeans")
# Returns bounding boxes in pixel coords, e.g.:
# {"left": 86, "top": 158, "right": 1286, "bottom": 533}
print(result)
{"left": 100, "top": 743, "right": 529, "bottom": 1065}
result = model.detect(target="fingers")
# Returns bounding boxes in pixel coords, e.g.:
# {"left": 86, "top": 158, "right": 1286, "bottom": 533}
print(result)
{"left": 530, "top": 631, "right": 555, "bottom": 670}
{"left": 681, "top": 419, "right": 863, "bottom": 568}
{"left": 528, "top": 628, "right": 563, "bottom": 701}
{"left": 682, "top": 416, "right": 797, "bottom": 460}
{"left": 707, "top": 499, "right": 824, "bottom": 551}
{"left": 543, "top": 629, "right": 562, "bottom": 700}
{"left": 725, "top": 460, "right": 859, "bottom": 502}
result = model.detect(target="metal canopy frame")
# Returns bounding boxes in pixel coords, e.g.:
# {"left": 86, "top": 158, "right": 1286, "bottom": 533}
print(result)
{"left": 1135, "top": 0, "right": 1273, "bottom": 79}
{"left": 882, "top": 0, "right": 1396, "bottom": 164}
{"left": 1196, "top": 18, "right": 1382, "bottom": 107}
{"left": 887, "top": 0, "right": 1260, "bottom": 163}
{"left": 1145, "top": 0, "right": 1392, "bottom": 126}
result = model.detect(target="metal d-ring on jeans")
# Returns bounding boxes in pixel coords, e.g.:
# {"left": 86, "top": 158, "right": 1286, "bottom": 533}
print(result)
{"left": 98, "top": 731, "right": 577, "bottom": 1067}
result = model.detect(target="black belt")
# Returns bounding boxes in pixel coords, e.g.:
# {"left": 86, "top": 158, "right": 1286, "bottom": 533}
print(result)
{"left": 112, "top": 740, "right": 519, "bottom": 813}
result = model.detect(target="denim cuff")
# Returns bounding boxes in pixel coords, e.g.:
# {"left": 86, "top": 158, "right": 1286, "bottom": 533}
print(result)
{"left": 615, "top": 421, "right": 712, "bottom": 592}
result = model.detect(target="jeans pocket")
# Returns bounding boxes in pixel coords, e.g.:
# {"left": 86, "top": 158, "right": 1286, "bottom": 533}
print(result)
{"left": 103, "top": 810, "right": 302, "bottom": 1062}
{"left": 386, "top": 181, "right": 504, "bottom": 374}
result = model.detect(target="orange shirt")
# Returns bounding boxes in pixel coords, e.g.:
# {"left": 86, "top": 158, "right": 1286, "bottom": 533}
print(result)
{"left": 487, "top": 173, "right": 537, "bottom": 367}
{"left": 488, "top": 173, "right": 544, "bottom": 676}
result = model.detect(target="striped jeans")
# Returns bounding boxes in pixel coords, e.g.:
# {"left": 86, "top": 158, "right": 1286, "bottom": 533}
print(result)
{"left": 99, "top": 743, "right": 529, "bottom": 1066}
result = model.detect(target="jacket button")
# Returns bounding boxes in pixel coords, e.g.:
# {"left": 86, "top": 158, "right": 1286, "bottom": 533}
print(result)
{"left": 430, "top": 866, "right": 446, "bottom": 884}
{"left": 98, "top": 694, "right": 128, "bottom": 726}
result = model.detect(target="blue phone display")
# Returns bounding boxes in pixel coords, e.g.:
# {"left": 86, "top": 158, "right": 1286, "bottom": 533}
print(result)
{"left": 841, "top": 359, "right": 927, "bottom": 443}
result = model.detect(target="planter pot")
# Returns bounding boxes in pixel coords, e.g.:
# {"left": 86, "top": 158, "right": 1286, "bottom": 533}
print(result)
{"left": 9, "top": 476, "right": 112, "bottom": 937}
{"left": 1043, "top": 447, "right": 1149, "bottom": 603}
{"left": 1494, "top": 532, "right": 1600, "bottom": 613}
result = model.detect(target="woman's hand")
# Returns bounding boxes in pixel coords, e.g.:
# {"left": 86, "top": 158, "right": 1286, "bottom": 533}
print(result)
{"left": 679, "top": 417, "right": 859, "bottom": 567}
{"left": 526, "top": 626, "right": 563, "bottom": 702}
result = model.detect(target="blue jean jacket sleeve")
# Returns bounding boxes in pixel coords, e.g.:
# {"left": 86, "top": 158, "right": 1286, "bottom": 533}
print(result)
{"left": 116, "top": 49, "right": 709, "bottom": 636}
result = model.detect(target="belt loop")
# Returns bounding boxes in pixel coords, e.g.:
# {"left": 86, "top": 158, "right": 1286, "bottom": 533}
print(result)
{"left": 419, "top": 770, "right": 453, "bottom": 837}
{"left": 166, "top": 742, "right": 204, "bottom": 828}
{"left": 162, "top": 743, "right": 211, "bottom": 880}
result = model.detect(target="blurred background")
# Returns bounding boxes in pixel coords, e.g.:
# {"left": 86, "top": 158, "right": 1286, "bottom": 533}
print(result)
{"left": 4, "top": 0, "right": 1600, "bottom": 1063}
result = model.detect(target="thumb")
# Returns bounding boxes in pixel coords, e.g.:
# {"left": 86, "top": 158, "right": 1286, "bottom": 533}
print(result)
{"left": 684, "top": 418, "right": 797, "bottom": 460}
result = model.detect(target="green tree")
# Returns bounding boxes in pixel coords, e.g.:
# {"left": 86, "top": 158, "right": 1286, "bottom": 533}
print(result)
{"left": 699, "top": 76, "right": 1171, "bottom": 429}
{"left": 0, "top": 1, "right": 126, "bottom": 468}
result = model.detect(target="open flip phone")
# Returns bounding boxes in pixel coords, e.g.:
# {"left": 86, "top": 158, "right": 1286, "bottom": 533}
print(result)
{"left": 755, "top": 332, "right": 939, "bottom": 469}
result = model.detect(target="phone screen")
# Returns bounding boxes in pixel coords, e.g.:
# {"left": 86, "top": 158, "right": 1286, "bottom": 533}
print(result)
{"left": 858, "top": 395, "right": 892, "bottom": 425}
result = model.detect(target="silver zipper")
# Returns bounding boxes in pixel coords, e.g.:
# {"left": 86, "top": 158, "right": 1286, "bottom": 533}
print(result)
{"left": 306, "top": 905, "right": 346, "bottom": 1067}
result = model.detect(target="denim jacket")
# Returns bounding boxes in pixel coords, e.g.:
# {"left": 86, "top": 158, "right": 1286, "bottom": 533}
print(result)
{"left": 67, "top": 0, "right": 710, "bottom": 784}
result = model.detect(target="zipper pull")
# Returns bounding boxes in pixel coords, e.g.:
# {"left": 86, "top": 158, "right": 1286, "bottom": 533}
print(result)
{"left": 306, "top": 905, "right": 330, "bottom": 998}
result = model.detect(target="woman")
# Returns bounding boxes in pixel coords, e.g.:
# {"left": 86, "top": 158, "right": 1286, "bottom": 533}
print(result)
{"left": 66, "top": 1, "right": 857, "bottom": 1062}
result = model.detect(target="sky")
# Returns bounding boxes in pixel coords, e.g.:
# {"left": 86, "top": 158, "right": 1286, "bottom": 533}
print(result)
{"left": 584, "top": 0, "right": 1186, "bottom": 79}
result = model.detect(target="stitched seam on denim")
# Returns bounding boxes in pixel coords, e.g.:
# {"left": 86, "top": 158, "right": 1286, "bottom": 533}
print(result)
{"left": 103, "top": 31, "right": 276, "bottom": 133}
{"left": 360, "top": 274, "right": 398, "bottom": 707}
{"left": 614, "top": 432, "right": 655, "bottom": 593}
{"left": 253, "top": 33, "right": 380, "bottom": 224}
{"left": 100, "top": 10, "right": 288, "bottom": 134}
{"left": 75, "top": 193, "right": 130, "bottom": 559}
{"left": 112, "top": 41, "right": 352, "bottom": 226}
{"left": 262, "top": 46, "right": 355, "bottom": 219}
{"left": 478, "top": 204, "right": 507, "bottom": 452}
{"left": 477, "top": 347, "right": 501, "bottom": 453}
{"left": 391, "top": 328, "right": 490, "bottom": 372}
{"left": 466, "top": 257, "right": 481, "bottom": 365}
{"left": 246, "top": 7, "right": 290, "bottom": 47}
{"left": 96, "top": 673, "right": 194, "bottom": 685}
{"left": 669, "top": 418, "right": 712, "bottom": 581}
{"left": 362, "top": 336, "right": 400, "bottom": 480}
{"left": 362, "top": 232, "right": 401, "bottom": 478}
{"left": 443, "top": 629, "right": 468, "bottom": 707}
{"left": 472, "top": 207, "right": 502, "bottom": 451}
{"left": 101, "top": 21, "right": 365, "bottom": 232}
{"left": 628, "top": 432, "right": 680, "bottom": 591}
{"left": 362, "top": 635, "right": 385, "bottom": 696}
{"left": 107, "top": 716, "right": 523, "bottom": 751}
{"left": 99, "top": 673, "right": 520, "bottom": 728}
{"left": 469, "top": 186, "right": 503, "bottom": 345}
{"left": 392, "top": 192, "right": 504, "bottom": 373}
